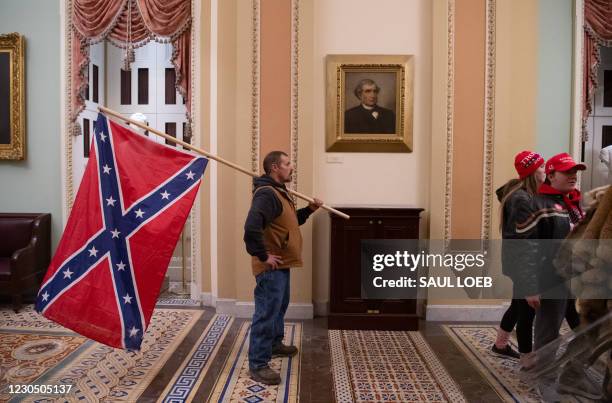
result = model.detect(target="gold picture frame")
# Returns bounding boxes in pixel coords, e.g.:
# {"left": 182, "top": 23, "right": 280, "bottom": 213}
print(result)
{"left": 0, "top": 33, "right": 26, "bottom": 160}
{"left": 326, "top": 54, "right": 413, "bottom": 153}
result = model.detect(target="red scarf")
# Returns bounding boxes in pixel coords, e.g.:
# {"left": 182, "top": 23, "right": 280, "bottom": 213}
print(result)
{"left": 538, "top": 183, "right": 584, "bottom": 225}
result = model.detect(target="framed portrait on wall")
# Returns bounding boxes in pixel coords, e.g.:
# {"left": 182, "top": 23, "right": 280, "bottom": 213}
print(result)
{"left": 0, "top": 33, "right": 25, "bottom": 160}
{"left": 326, "top": 54, "right": 413, "bottom": 152}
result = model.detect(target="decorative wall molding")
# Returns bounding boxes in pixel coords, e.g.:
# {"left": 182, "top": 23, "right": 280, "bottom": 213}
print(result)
{"left": 60, "top": 1, "right": 69, "bottom": 226}
{"left": 444, "top": 0, "right": 455, "bottom": 240}
{"left": 290, "top": 0, "right": 299, "bottom": 193}
{"left": 190, "top": 0, "right": 200, "bottom": 301}
{"left": 251, "top": 0, "right": 299, "bottom": 191}
{"left": 251, "top": 0, "right": 261, "bottom": 174}
{"left": 64, "top": 0, "right": 75, "bottom": 214}
{"left": 444, "top": 0, "right": 494, "bottom": 240}
{"left": 481, "top": 0, "right": 496, "bottom": 240}
{"left": 572, "top": 0, "right": 585, "bottom": 161}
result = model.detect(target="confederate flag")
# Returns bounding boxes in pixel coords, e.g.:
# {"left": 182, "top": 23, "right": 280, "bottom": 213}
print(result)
{"left": 35, "top": 113, "right": 207, "bottom": 350}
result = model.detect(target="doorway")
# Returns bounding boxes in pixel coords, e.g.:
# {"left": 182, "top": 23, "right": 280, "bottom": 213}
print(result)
{"left": 583, "top": 46, "right": 612, "bottom": 191}
{"left": 74, "top": 40, "right": 194, "bottom": 298}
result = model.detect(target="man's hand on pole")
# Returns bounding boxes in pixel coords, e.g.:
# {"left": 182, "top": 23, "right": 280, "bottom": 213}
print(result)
{"left": 309, "top": 198, "right": 324, "bottom": 212}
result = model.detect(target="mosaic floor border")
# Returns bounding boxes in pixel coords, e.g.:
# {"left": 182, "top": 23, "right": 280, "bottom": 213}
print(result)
{"left": 157, "top": 314, "right": 233, "bottom": 402}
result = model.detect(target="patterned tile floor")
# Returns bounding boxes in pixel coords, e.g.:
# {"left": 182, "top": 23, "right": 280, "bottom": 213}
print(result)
{"left": 0, "top": 303, "right": 509, "bottom": 402}
{"left": 443, "top": 324, "right": 606, "bottom": 403}
{"left": 209, "top": 322, "right": 301, "bottom": 402}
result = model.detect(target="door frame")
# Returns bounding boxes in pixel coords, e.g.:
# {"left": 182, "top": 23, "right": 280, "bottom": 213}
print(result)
{"left": 59, "top": 0, "right": 204, "bottom": 300}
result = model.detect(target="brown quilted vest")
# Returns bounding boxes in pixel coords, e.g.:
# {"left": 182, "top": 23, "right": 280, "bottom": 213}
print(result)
{"left": 251, "top": 186, "right": 303, "bottom": 276}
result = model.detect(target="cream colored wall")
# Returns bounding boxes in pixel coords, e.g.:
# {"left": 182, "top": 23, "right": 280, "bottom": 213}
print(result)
{"left": 211, "top": 0, "right": 313, "bottom": 304}
{"left": 491, "top": 0, "right": 539, "bottom": 238}
{"left": 430, "top": 0, "right": 538, "bottom": 243}
{"left": 231, "top": 0, "right": 255, "bottom": 303}
{"left": 205, "top": 0, "right": 542, "bottom": 311}
{"left": 309, "top": 0, "right": 433, "bottom": 309}
{"left": 430, "top": 0, "right": 448, "bottom": 241}
{"left": 428, "top": 0, "right": 538, "bottom": 307}
{"left": 484, "top": 0, "right": 539, "bottom": 306}
{"left": 297, "top": 0, "right": 315, "bottom": 305}
{"left": 215, "top": 0, "right": 239, "bottom": 300}
{"left": 198, "top": 0, "right": 212, "bottom": 296}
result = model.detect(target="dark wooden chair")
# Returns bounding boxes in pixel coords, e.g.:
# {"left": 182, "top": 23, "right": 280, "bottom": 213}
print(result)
{"left": 0, "top": 213, "right": 51, "bottom": 312}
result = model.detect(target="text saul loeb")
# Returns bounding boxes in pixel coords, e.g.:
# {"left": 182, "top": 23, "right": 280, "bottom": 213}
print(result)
{"left": 370, "top": 251, "right": 493, "bottom": 289}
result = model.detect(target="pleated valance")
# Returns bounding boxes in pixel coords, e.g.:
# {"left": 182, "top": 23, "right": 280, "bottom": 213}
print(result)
{"left": 583, "top": 0, "right": 612, "bottom": 140}
{"left": 71, "top": 0, "right": 191, "bottom": 136}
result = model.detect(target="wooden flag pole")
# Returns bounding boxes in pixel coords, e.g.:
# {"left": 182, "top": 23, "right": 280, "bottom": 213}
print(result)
{"left": 98, "top": 105, "right": 350, "bottom": 220}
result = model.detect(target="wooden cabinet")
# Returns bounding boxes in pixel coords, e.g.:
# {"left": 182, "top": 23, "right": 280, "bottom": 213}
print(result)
{"left": 328, "top": 207, "right": 424, "bottom": 330}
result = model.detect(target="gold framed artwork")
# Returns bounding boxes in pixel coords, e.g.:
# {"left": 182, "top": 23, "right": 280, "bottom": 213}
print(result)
{"left": 326, "top": 54, "right": 413, "bottom": 153}
{"left": 0, "top": 33, "right": 25, "bottom": 160}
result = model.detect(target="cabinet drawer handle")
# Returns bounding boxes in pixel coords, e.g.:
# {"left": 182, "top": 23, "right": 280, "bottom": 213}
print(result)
{"left": 377, "top": 220, "right": 382, "bottom": 224}
{"left": 369, "top": 220, "right": 373, "bottom": 224}
{"left": 367, "top": 309, "right": 380, "bottom": 314}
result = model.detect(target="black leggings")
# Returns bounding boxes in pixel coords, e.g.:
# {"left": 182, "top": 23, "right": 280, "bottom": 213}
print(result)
{"left": 500, "top": 294, "right": 580, "bottom": 354}
{"left": 500, "top": 298, "right": 535, "bottom": 354}
{"left": 565, "top": 298, "right": 581, "bottom": 329}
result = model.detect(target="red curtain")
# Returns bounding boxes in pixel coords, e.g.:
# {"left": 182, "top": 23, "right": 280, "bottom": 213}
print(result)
{"left": 71, "top": 0, "right": 191, "bottom": 134}
{"left": 583, "top": 0, "right": 612, "bottom": 141}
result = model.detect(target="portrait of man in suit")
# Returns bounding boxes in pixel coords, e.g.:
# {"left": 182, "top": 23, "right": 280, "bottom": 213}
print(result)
{"left": 344, "top": 78, "right": 396, "bottom": 134}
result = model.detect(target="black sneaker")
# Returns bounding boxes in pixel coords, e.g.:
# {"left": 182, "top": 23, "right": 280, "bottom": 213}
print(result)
{"left": 272, "top": 343, "right": 298, "bottom": 357}
{"left": 491, "top": 344, "right": 520, "bottom": 360}
{"left": 249, "top": 366, "right": 281, "bottom": 385}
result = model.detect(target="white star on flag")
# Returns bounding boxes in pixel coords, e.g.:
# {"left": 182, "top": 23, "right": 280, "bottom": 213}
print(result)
{"left": 88, "top": 246, "right": 98, "bottom": 257}
{"left": 34, "top": 113, "right": 208, "bottom": 351}
{"left": 129, "top": 326, "right": 139, "bottom": 337}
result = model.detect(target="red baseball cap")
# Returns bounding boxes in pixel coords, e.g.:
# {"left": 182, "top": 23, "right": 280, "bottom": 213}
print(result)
{"left": 545, "top": 153, "right": 586, "bottom": 174}
{"left": 514, "top": 150, "right": 544, "bottom": 179}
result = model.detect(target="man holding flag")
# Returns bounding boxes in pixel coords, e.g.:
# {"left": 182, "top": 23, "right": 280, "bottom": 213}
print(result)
{"left": 36, "top": 113, "right": 206, "bottom": 350}
{"left": 244, "top": 151, "right": 323, "bottom": 385}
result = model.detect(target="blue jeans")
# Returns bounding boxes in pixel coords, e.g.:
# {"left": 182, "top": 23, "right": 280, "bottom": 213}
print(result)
{"left": 248, "top": 269, "right": 290, "bottom": 370}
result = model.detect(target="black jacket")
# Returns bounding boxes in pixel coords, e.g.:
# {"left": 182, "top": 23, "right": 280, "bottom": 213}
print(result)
{"left": 344, "top": 104, "right": 395, "bottom": 134}
{"left": 243, "top": 175, "right": 314, "bottom": 262}
{"left": 498, "top": 182, "right": 571, "bottom": 296}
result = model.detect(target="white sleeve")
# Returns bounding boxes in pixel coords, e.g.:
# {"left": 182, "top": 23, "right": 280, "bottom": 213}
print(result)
{"left": 600, "top": 146, "right": 611, "bottom": 166}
